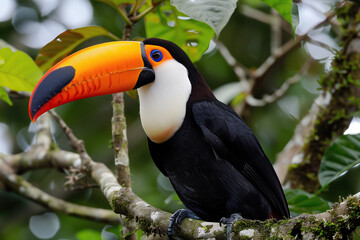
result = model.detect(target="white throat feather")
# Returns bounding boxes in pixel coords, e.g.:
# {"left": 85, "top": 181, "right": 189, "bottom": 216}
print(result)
{"left": 138, "top": 59, "right": 192, "bottom": 143}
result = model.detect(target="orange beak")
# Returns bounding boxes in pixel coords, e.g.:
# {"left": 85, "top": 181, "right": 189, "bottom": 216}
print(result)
{"left": 29, "top": 41, "right": 154, "bottom": 122}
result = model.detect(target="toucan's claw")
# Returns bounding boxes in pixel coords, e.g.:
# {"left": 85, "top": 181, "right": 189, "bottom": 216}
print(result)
{"left": 168, "top": 209, "right": 201, "bottom": 239}
{"left": 220, "top": 213, "right": 244, "bottom": 240}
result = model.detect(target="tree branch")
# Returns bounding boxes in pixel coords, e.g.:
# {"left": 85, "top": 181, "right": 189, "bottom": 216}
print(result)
{"left": 111, "top": 92, "right": 132, "bottom": 188}
{"left": 109, "top": 188, "right": 360, "bottom": 239}
{"left": 0, "top": 112, "right": 121, "bottom": 224}
{"left": 1, "top": 112, "right": 54, "bottom": 173}
{"left": 0, "top": 114, "right": 125, "bottom": 225}
{"left": 0, "top": 160, "right": 120, "bottom": 225}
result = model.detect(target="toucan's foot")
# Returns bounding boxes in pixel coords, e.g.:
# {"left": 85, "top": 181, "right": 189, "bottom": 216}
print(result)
{"left": 168, "top": 209, "right": 201, "bottom": 239}
{"left": 220, "top": 213, "right": 244, "bottom": 240}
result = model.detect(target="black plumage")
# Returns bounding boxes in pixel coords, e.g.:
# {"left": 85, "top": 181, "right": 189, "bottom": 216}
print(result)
{"left": 144, "top": 38, "right": 290, "bottom": 222}
{"left": 148, "top": 100, "right": 289, "bottom": 221}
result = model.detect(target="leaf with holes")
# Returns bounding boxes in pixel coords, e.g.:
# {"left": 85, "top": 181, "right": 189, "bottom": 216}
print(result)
{"left": 284, "top": 188, "right": 331, "bottom": 215}
{"left": 170, "top": 0, "right": 237, "bottom": 36}
{"left": 145, "top": 1, "right": 214, "bottom": 62}
{"left": 35, "top": 26, "right": 120, "bottom": 72}
{"left": 319, "top": 134, "right": 360, "bottom": 187}
{"left": 0, "top": 47, "right": 42, "bottom": 92}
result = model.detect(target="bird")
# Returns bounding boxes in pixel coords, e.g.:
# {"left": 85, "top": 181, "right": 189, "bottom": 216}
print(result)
{"left": 29, "top": 38, "right": 290, "bottom": 238}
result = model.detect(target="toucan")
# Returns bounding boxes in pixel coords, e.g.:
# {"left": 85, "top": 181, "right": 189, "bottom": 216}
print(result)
{"left": 29, "top": 38, "right": 290, "bottom": 238}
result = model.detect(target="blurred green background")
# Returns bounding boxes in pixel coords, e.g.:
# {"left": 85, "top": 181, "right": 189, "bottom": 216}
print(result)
{"left": 1, "top": 0, "right": 359, "bottom": 239}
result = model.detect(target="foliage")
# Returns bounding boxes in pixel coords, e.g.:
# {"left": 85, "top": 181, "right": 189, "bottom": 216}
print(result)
{"left": 261, "top": 0, "right": 293, "bottom": 27}
{"left": 319, "top": 134, "right": 360, "bottom": 187}
{"left": 0, "top": 47, "right": 42, "bottom": 92}
{"left": 35, "top": 26, "right": 120, "bottom": 72}
{"left": 285, "top": 188, "right": 331, "bottom": 215}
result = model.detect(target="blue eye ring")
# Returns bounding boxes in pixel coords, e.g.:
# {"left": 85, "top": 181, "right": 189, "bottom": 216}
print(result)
{"left": 150, "top": 50, "right": 163, "bottom": 62}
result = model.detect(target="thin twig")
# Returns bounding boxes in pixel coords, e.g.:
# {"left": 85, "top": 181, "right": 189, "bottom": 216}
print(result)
{"left": 254, "top": 10, "right": 336, "bottom": 80}
{"left": 234, "top": 9, "right": 336, "bottom": 115}
{"left": 246, "top": 59, "right": 315, "bottom": 107}
{"left": 118, "top": 7, "right": 133, "bottom": 26}
{"left": 239, "top": 5, "right": 275, "bottom": 25}
{"left": 307, "top": 37, "right": 338, "bottom": 54}
{"left": 239, "top": 5, "right": 292, "bottom": 34}
{"left": 49, "top": 110, "right": 92, "bottom": 169}
{"left": 216, "top": 41, "right": 252, "bottom": 80}
{"left": 270, "top": 9, "right": 282, "bottom": 55}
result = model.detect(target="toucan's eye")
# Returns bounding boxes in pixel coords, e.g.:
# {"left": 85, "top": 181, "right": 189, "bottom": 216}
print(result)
{"left": 150, "top": 50, "right": 163, "bottom": 62}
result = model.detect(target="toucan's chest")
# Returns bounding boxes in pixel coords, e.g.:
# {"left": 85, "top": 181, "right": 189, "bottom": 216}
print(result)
{"left": 137, "top": 60, "right": 192, "bottom": 143}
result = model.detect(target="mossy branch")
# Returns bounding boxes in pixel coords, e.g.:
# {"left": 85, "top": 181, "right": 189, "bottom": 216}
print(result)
{"left": 109, "top": 188, "right": 360, "bottom": 239}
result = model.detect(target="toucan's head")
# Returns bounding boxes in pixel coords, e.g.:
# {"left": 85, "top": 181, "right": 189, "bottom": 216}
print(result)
{"left": 29, "top": 38, "right": 214, "bottom": 142}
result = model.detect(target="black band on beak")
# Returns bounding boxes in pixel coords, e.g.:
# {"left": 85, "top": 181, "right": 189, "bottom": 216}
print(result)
{"left": 30, "top": 66, "right": 75, "bottom": 118}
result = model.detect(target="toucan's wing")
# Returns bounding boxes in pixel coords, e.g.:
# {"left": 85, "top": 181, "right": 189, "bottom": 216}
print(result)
{"left": 192, "top": 100, "right": 289, "bottom": 219}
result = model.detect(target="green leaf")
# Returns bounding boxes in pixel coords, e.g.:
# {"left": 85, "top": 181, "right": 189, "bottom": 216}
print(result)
{"left": 261, "top": 0, "right": 292, "bottom": 26}
{"left": 0, "top": 47, "right": 42, "bottom": 92}
{"left": 145, "top": 0, "right": 214, "bottom": 62}
{"left": 319, "top": 134, "right": 360, "bottom": 187}
{"left": 76, "top": 229, "right": 102, "bottom": 240}
{"left": 0, "top": 87, "right": 12, "bottom": 105}
{"left": 284, "top": 188, "right": 331, "bottom": 214}
{"left": 170, "top": 0, "right": 237, "bottom": 36}
{"left": 35, "top": 26, "right": 120, "bottom": 72}
{"left": 137, "top": 229, "right": 143, "bottom": 240}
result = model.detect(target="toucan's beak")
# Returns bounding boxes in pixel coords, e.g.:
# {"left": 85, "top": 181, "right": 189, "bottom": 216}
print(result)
{"left": 29, "top": 41, "right": 154, "bottom": 122}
